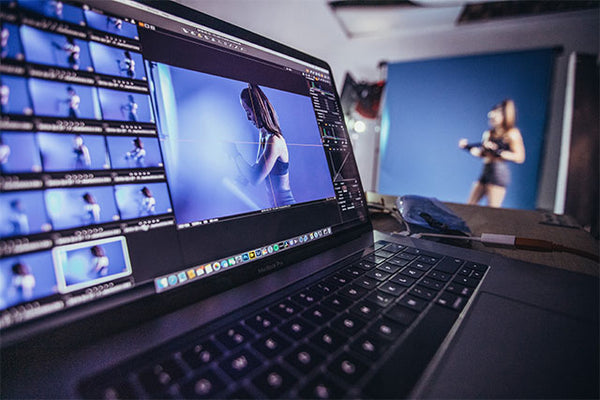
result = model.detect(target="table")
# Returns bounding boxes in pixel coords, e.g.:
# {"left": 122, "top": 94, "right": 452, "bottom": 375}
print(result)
{"left": 366, "top": 192, "right": 599, "bottom": 277}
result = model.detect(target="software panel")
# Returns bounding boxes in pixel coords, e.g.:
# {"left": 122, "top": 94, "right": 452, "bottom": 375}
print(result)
{"left": 0, "top": 0, "right": 366, "bottom": 331}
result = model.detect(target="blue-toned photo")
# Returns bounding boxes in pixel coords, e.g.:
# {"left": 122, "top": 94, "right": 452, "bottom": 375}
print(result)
{"left": 106, "top": 136, "right": 163, "bottom": 169}
{"left": 45, "top": 186, "right": 120, "bottom": 230}
{"left": 97, "top": 88, "right": 153, "bottom": 122}
{"left": 0, "top": 251, "right": 58, "bottom": 310}
{"left": 0, "top": 132, "right": 43, "bottom": 174}
{"left": 147, "top": 62, "right": 335, "bottom": 224}
{"left": 28, "top": 79, "right": 100, "bottom": 119}
{"left": 53, "top": 236, "right": 131, "bottom": 293}
{"left": 88, "top": 42, "right": 146, "bottom": 80}
{"left": 38, "top": 132, "right": 109, "bottom": 171}
{"left": 0, "top": 191, "right": 52, "bottom": 238}
{"left": 20, "top": 25, "right": 93, "bottom": 71}
{"left": 84, "top": 10, "right": 138, "bottom": 39}
{"left": 1, "top": 22, "right": 25, "bottom": 61}
{"left": 1, "top": 75, "right": 33, "bottom": 115}
{"left": 114, "top": 182, "right": 172, "bottom": 219}
{"left": 18, "top": 0, "right": 85, "bottom": 26}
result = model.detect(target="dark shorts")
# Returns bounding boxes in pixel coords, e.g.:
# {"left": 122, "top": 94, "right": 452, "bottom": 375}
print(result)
{"left": 478, "top": 161, "right": 510, "bottom": 188}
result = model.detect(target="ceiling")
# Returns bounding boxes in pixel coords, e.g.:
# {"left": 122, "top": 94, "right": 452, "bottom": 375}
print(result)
{"left": 329, "top": 0, "right": 600, "bottom": 38}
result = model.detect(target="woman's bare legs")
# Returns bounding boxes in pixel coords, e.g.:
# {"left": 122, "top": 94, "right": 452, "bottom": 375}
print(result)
{"left": 467, "top": 181, "right": 486, "bottom": 205}
{"left": 486, "top": 184, "right": 506, "bottom": 208}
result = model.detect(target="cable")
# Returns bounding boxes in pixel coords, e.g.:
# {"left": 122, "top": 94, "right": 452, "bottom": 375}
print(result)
{"left": 411, "top": 232, "right": 599, "bottom": 262}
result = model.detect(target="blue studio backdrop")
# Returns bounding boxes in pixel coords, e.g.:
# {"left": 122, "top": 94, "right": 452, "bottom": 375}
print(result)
{"left": 379, "top": 48, "right": 556, "bottom": 209}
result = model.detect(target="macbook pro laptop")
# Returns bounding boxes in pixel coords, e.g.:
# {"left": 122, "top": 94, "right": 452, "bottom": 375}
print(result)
{"left": 0, "top": 0, "right": 598, "bottom": 398}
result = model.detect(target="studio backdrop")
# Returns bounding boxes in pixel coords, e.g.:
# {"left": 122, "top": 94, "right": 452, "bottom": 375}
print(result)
{"left": 378, "top": 48, "right": 557, "bottom": 209}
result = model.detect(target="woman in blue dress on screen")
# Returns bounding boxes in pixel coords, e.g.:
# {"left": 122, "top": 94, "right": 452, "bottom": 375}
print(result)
{"left": 458, "top": 99, "right": 525, "bottom": 208}
{"left": 229, "top": 83, "right": 295, "bottom": 208}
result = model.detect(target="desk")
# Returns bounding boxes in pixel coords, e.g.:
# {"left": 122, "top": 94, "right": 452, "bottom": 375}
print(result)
{"left": 367, "top": 192, "right": 599, "bottom": 277}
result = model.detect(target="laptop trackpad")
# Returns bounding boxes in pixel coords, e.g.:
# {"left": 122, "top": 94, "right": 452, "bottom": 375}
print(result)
{"left": 422, "top": 292, "right": 599, "bottom": 399}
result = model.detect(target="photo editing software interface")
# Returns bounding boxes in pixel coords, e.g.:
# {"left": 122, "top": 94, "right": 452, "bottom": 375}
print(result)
{"left": 0, "top": 0, "right": 367, "bottom": 329}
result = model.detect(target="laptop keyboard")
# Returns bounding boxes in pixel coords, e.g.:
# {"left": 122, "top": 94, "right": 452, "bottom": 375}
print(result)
{"left": 79, "top": 240, "right": 489, "bottom": 399}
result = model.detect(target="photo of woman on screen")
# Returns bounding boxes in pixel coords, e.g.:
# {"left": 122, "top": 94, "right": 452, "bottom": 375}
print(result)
{"left": 11, "top": 262, "right": 36, "bottom": 301}
{"left": 229, "top": 83, "right": 295, "bottom": 207}
{"left": 72, "top": 134, "right": 91, "bottom": 169}
{"left": 459, "top": 99, "right": 525, "bottom": 207}
{"left": 89, "top": 245, "right": 109, "bottom": 278}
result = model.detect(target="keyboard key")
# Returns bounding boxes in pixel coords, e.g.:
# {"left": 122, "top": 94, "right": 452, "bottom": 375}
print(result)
{"left": 400, "top": 267, "right": 424, "bottom": 279}
{"left": 310, "top": 328, "right": 345, "bottom": 353}
{"left": 434, "top": 257, "right": 465, "bottom": 274}
{"left": 299, "top": 375, "right": 344, "bottom": 399}
{"left": 279, "top": 317, "right": 316, "bottom": 340}
{"left": 291, "top": 289, "right": 320, "bottom": 307}
{"left": 378, "top": 281, "right": 407, "bottom": 297}
{"left": 417, "top": 255, "right": 440, "bottom": 265}
{"left": 355, "top": 260, "right": 377, "bottom": 271}
{"left": 137, "top": 357, "right": 185, "bottom": 395}
{"left": 312, "top": 281, "right": 336, "bottom": 296}
{"left": 374, "top": 249, "right": 395, "bottom": 259}
{"left": 349, "top": 301, "right": 379, "bottom": 320}
{"left": 302, "top": 305, "right": 336, "bottom": 325}
{"left": 403, "top": 247, "right": 439, "bottom": 257}
{"left": 220, "top": 349, "right": 261, "bottom": 380}
{"left": 340, "top": 266, "right": 365, "bottom": 279}
{"left": 382, "top": 243, "right": 405, "bottom": 253}
{"left": 182, "top": 340, "right": 223, "bottom": 369}
{"left": 329, "top": 273, "right": 351, "bottom": 286}
{"left": 331, "top": 313, "right": 366, "bottom": 336}
{"left": 181, "top": 369, "right": 226, "bottom": 399}
{"left": 397, "top": 295, "right": 428, "bottom": 312}
{"left": 354, "top": 276, "right": 379, "bottom": 290}
{"left": 85, "top": 380, "right": 137, "bottom": 400}
{"left": 364, "top": 254, "right": 387, "bottom": 264}
{"left": 327, "top": 352, "right": 368, "bottom": 383}
{"left": 386, "top": 257, "right": 410, "bottom": 267}
{"left": 377, "top": 262, "right": 400, "bottom": 274}
{"left": 436, "top": 291, "right": 467, "bottom": 311}
{"left": 373, "top": 241, "right": 388, "bottom": 249}
{"left": 390, "top": 274, "right": 416, "bottom": 287}
{"left": 409, "top": 261, "right": 433, "bottom": 271}
{"left": 252, "top": 364, "right": 296, "bottom": 398}
{"left": 350, "top": 333, "right": 388, "bottom": 361}
{"left": 427, "top": 270, "right": 450, "bottom": 282}
{"left": 245, "top": 311, "right": 281, "bottom": 333}
{"left": 216, "top": 324, "right": 253, "bottom": 349}
{"left": 465, "top": 261, "right": 489, "bottom": 272}
{"left": 370, "top": 317, "right": 406, "bottom": 341}
{"left": 366, "top": 269, "right": 390, "bottom": 281}
{"left": 419, "top": 277, "right": 444, "bottom": 291}
{"left": 253, "top": 331, "right": 291, "bottom": 359}
{"left": 322, "top": 295, "right": 351, "bottom": 312}
{"left": 385, "top": 304, "right": 419, "bottom": 326}
{"left": 285, "top": 343, "right": 324, "bottom": 374}
{"left": 394, "top": 252, "right": 416, "bottom": 261}
{"left": 453, "top": 276, "right": 480, "bottom": 288}
{"left": 269, "top": 300, "right": 302, "bottom": 319}
{"left": 410, "top": 285, "right": 437, "bottom": 301}
{"left": 458, "top": 266, "right": 473, "bottom": 276}
{"left": 366, "top": 291, "right": 395, "bottom": 308}
{"left": 338, "top": 284, "right": 368, "bottom": 301}
{"left": 471, "top": 270, "right": 484, "bottom": 279}
{"left": 446, "top": 282, "right": 474, "bottom": 298}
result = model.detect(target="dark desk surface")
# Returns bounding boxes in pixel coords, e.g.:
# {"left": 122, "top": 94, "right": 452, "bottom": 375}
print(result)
{"left": 367, "top": 192, "right": 599, "bottom": 277}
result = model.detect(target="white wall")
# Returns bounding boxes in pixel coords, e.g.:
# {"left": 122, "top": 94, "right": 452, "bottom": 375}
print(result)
{"left": 175, "top": 0, "right": 599, "bottom": 209}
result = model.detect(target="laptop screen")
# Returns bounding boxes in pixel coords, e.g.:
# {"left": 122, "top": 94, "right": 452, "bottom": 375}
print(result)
{"left": 0, "top": 0, "right": 368, "bottom": 335}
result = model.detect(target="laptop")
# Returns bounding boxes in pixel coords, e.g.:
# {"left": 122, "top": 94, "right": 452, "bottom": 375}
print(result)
{"left": 0, "top": 0, "right": 597, "bottom": 398}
